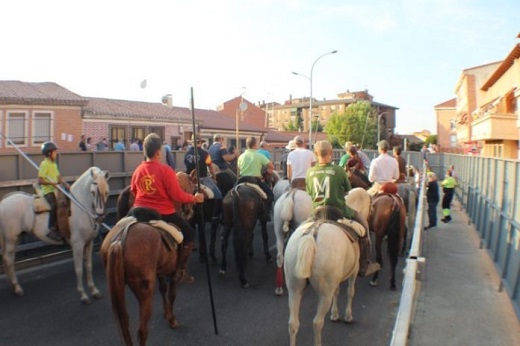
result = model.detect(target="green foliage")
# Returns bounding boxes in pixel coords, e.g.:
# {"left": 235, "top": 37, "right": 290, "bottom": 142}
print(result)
{"left": 425, "top": 135, "right": 437, "bottom": 145}
{"left": 282, "top": 118, "right": 299, "bottom": 131}
{"left": 324, "top": 101, "right": 377, "bottom": 149}
{"left": 311, "top": 119, "right": 324, "bottom": 132}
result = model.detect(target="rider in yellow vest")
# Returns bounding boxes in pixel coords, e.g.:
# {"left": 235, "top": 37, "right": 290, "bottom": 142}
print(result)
{"left": 38, "top": 141, "right": 70, "bottom": 241}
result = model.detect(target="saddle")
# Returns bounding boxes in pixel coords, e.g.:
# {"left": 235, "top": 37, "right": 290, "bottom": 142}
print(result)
{"left": 290, "top": 178, "right": 306, "bottom": 190}
{"left": 312, "top": 206, "right": 364, "bottom": 242}
{"left": 372, "top": 192, "right": 403, "bottom": 212}
{"left": 200, "top": 184, "right": 214, "bottom": 199}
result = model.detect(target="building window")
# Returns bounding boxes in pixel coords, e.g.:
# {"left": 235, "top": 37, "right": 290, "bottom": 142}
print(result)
{"left": 149, "top": 126, "right": 165, "bottom": 140}
{"left": 131, "top": 127, "right": 145, "bottom": 142}
{"left": 450, "top": 119, "right": 456, "bottom": 130}
{"left": 450, "top": 134, "right": 457, "bottom": 148}
{"left": 7, "top": 111, "right": 27, "bottom": 146}
{"left": 110, "top": 126, "right": 127, "bottom": 149}
{"left": 32, "top": 111, "right": 52, "bottom": 145}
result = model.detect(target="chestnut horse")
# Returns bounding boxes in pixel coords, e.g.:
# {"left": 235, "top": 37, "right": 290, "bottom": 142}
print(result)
{"left": 368, "top": 193, "right": 407, "bottom": 290}
{"left": 102, "top": 172, "right": 194, "bottom": 346}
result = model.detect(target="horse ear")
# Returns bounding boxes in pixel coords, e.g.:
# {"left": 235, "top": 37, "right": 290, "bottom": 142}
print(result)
{"left": 103, "top": 171, "right": 110, "bottom": 181}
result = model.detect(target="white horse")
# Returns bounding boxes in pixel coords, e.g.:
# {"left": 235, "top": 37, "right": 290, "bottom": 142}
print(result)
{"left": 273, "top": 188, "right": 313, "bottom": 295}
{"left": 284, "top": 221, "right": 360, "bottom": 346}
{"left": 0, "top": 167, "right": 110, "bottom": 304}
{"left": 273, "top": 178, "right": 290, "bottom": 203}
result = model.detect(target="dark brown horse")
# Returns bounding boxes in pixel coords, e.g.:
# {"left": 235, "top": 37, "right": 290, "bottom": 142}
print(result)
{"left": 102, "top": 172, "right": 195, "bottom": 346}
{"left": 368, "top": 193, "right": 407, "bottom": 290}
{"left": 219, "top": 183, "right": 272, "bottom": 288}
{"left": 348, "top": 171, "right": 372, "bottom": 190}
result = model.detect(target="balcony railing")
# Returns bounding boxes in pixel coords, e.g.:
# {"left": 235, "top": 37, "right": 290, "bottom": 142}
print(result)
{"left": 471, "top": 112, "right": 519, "bottom": 141}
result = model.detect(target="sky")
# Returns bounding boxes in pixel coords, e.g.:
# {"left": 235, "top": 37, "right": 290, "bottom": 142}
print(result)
{"left": 1, "top": 0, "right": 518, "bottom": 134}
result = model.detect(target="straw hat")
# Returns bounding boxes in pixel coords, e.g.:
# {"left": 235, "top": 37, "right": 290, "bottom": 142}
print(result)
{"left": 285, "top": 140, "right": 297, "bottom": 150}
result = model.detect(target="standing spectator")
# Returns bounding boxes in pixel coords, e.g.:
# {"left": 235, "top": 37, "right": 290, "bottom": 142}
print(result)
{"left": 425, "top": 172, "right": 440, "bottom": 230}
{"left": 338, "top": 141, "right": 353, "bottom": 168}
{"left": 421, "top": 144, "right": 429, "bottom": 163}
{"left": 287, "top": 135, "right": 316, "bottom": 188}
{"left": 448, "top": 164, "right": 458, "bottom": 182}
{"left": 86, "top": 137, "right": 92, "bottom": 151}
{"left": 257, "top": 141, "right": 271, "bottom": 160}
{"left": 78, "top": 135, "right": 87, "bottom": 151}
{"left": 138, "top": 139, "right": 143, "bottom": 151}
{"left": 129, "top": 138, "right": 140, "bottom": 151}
{"left": 114, "top": 139, "right": 125, "bottom": 151}
{"left": 96, "top": 137, "right": 107, "bottom": 151}
{"left": 280, "top": 140, "right": 296, "bottom": 179}
{"left": 393, "top": 146, "right": 407, "bottom": 182}
{"left": 368, "top": 140, "right": 400, "bottom": 195}
{"left": 208, "top": 134, "right": 238, "bottom": 178}
{"left": 441, "top": 170, "right": 457, "bottom": 223}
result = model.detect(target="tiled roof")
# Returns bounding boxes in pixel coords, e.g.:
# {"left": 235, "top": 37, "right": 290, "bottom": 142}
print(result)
{"left": 0, "top": 80, "right": 88, "bottom": 106}
{"left": 482, "top": 44, "right": 520, "bottom": 91}
{"left": 195, "top": 108, "right": 265, "bottom": 132}
{"left": 434, "top": 98, "right": 456, "bottom": 108}
{"left": 84, "top": 97, "right": 191, "bottom": 121}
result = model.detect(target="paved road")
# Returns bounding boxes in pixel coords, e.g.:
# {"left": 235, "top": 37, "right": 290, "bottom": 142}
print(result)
{"left": 0, "top": 222, "right": 403, "bottom": 346}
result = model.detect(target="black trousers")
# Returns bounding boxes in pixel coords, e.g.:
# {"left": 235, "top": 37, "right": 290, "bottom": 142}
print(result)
{"left": 427, "top": 200, "right": 439, "bottom": 226}
{"left": 162, "top": 212, "right": 195, "bottom": 243}
{"left": 44, "top": 192, "right": 57, "bottom": 229}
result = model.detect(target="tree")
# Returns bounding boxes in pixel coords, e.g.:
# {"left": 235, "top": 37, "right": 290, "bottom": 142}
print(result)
{"left": 425, "top": 135, "right": 437, "bottom": 145}
{"left": 311, "top": 119, "right": 324, "bottom": 132}
{"left": 325, "top": 101, "right": 377, "bottom": 148}
{"left": 282, "top": 118, "right": 299, "bottom": 131}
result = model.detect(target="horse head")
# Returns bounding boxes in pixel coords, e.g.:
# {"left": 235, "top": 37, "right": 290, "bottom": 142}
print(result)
{"left": 88, "top": 167, "right": 110, "bottom": 219}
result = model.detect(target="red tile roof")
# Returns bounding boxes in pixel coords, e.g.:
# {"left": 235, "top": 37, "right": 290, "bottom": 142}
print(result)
{"left": 434, "top": 98, "right": 456, "bottom": 108}
{"left": 0, "top": 80, "right": 88, "bottom": 106}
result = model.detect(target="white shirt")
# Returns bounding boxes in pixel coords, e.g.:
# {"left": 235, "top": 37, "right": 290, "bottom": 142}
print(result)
{"left": 287, "top": 147, "right": 316, "bottom": 180}
{"left": 368, "top": 153, "right": 399, "bottom": 184}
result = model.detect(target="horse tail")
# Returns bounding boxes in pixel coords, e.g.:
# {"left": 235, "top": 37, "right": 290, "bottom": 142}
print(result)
{"left": 386, "top": 208, "right": 401, "bottom": 267}
{"left": 294, "top": 233, "right": 316, "bottom": 279}
{"left": 106, "top": 241, "right": 132, "bottom": 345}
{"left": 280, "top": 192, "right": 294, "bottom": 233}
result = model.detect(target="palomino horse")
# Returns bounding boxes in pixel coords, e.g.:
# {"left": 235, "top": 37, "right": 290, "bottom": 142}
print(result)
{"left": 369, "top": 193, "right": 407, "bottom": 290}
{"left": 273, "top": 188, "right": 313, "bottom": 295}
{"left": 101, "top": 216, "right": 181, "bottom": 346}
{"left": 347, "top": 171, "right": 372, "bottom": 190}
{"left": 0, "top": 167, "right": 109, "bottom": 303}
{"left": 219, "top": 183, "right": 272, "bottom": 288}
{"left": 284, "top": 221, "right": 361, "bottom": 346}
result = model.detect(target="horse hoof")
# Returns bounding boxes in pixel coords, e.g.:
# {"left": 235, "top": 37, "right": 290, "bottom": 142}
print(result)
{"left": 275, "top": 287, "right": 284, "bottom": 296}
{"left": 390, "top": 285, "right": 397, "bottom": 291}
{"left": 14, "top": 287, "right": 24, "bottom": 296}
{"left": 369, "top": 280, "right": 378, "bottom": 287}
{"left": 241, "top": 282, "right": 250, "bottom": 288}
{"left": 81, "top": 297, "right": 92, "bottom": 305}
{"left": 169, "top": 319, "right": 179, "bottom": 329}
{"left": 92, "top": 291, "right": 103, "bottom": 300}
{"left": 218, "top": 270, "right": 226, "bottom": 276}
{"left": 344, "top": 317, "right": 354, "bottom": 324}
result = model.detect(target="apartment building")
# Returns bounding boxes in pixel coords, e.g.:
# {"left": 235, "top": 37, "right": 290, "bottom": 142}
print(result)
{"left": 264, "top": 90, "right": 398, "bottom": 141}
{"left": 436, "top": 36, "right": 520, "bottom": 159}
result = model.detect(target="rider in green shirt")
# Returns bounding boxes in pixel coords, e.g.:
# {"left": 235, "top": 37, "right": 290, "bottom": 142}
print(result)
{"left": 38, "top": 141, "right": 70, "bottom": 241}
{"left": 338, "top": 141, "right": 353, "bottom": 168}
{"left": 306, "top": 140, "right": 380, "bottom": 277}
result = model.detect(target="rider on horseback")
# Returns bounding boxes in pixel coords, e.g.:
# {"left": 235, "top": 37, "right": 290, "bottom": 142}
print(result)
{"left": 306, "top": 140, "right": 381, "bottom": 277}
{"left": 393, "top": 146, "right": 408, "bottom": 183}
{"left": 37, "top": 141, "right": 70, "bottom": 241}
{"left": 368, "top": 140, "right": 400, "bottom": 195}
{"left": 287, "top": 135, "right": 316, "bottom": 189}
{"left": 235, "top": 136, "right": 274, "bottom": 221}
{"left": 131, "top": 133, "right": 204, "bottom": 283}
{"left": 184, "top": 135, "right": 223, "bottom": 220}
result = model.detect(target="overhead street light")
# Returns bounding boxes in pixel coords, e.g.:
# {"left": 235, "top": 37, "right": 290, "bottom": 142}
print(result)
{"left": 292, "top": 50, "right": 337, "bottom": 148}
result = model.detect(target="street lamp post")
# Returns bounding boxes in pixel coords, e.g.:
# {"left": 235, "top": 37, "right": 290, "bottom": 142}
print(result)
{"left": 293, "top": 50, "right": 337, "bottom": 147}
{"left": 377, "top": 112, "right": 388, "bottom": 144}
